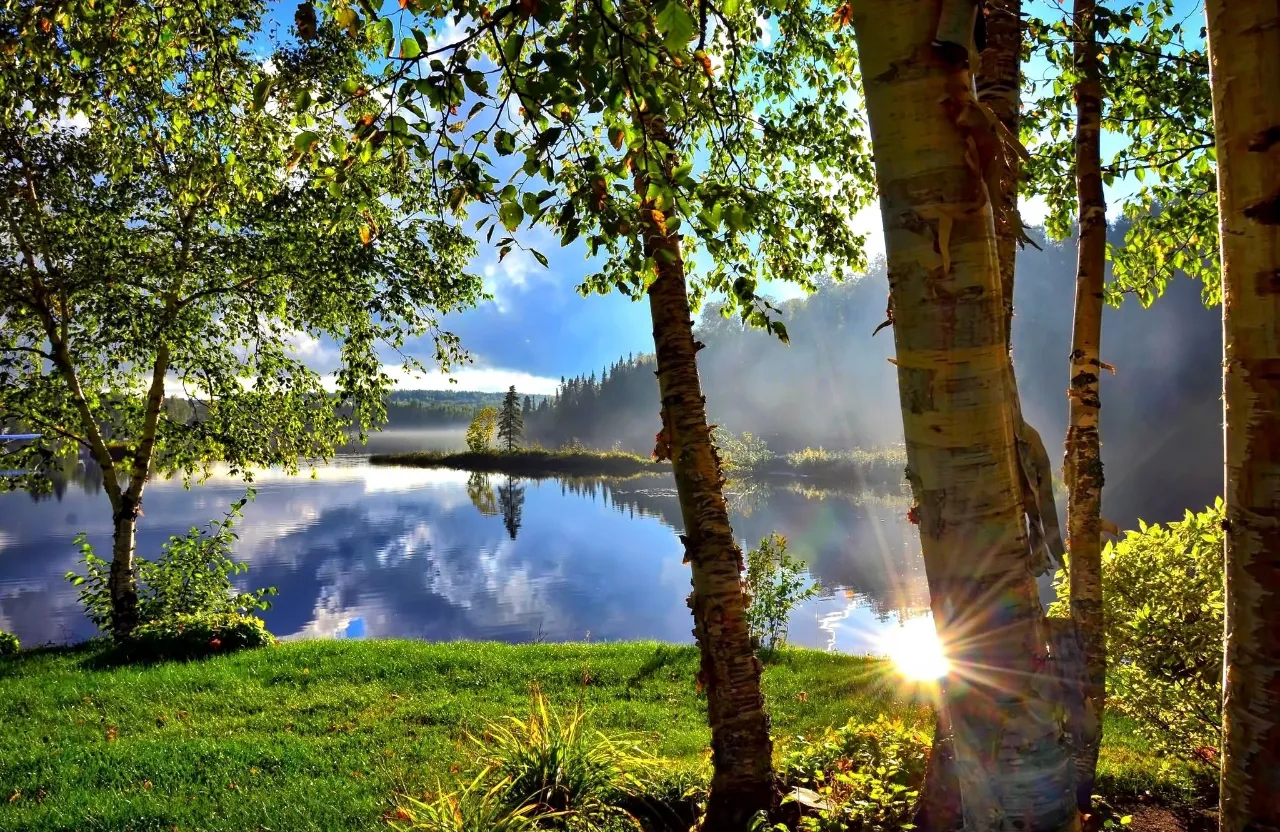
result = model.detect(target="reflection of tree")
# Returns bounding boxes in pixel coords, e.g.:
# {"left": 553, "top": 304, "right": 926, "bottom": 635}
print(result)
{"left": 467, "top": 472, "right": 498, "bottom": 516}
{"left": 497, "top": 476, "right": 526, "bottom": 539}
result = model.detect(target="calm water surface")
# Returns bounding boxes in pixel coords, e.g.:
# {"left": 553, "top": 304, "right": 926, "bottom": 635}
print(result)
{"left": 0, "top": 458, "right": 930, "bottom": 655}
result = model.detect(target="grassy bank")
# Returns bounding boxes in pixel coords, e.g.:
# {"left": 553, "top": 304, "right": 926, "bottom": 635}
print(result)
{"left": 369, "top": 448, "right": 669, "bottom": 478}
{"left": 0, "top": 641, "right": 1206, "bottom": 831}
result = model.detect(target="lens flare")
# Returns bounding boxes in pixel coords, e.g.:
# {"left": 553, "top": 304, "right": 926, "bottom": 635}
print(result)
{"left": 877, "top": 616, "right": 950, "bottom": 681}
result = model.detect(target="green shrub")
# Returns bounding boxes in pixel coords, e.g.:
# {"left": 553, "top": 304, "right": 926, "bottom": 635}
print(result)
{"left": 473, "top": 686, "right": 663, "bottom": 829}
{"left": 66, "top": 494, "right": 276, "bottom": 635}
{"left": 125, "top": 612, "right": 274, "bottom": 661}
{"left": 745, "top": 533, "right": 819, "bottom": 650}
{"left": 1050, "top": 501, "right": 1224, "bottom": 761}
{"left": 0, "top": 631, "right": 18, "bottom": 656}
{"left": 777, "top": 717, "right": 930, "bottom": 832}
{"left": 392, "top": 769, "right": 543, "bottom": 832}
{"left": 711, "top": 427, "right": 775, "bottom": 475}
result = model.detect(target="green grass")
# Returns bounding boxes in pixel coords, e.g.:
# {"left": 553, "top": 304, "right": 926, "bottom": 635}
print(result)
{"left": 369, "top": 448, "right": 669, "bottom": 478}
{"left": 0, "top": 641, "right": 1208, "bottom": 831}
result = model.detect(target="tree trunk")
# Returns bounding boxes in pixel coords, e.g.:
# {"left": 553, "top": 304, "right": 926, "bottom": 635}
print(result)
{"left": 637, "top": 123, "right": 774, "bottom": 830}
{"left": 917, "top": 4, "right": 1031, "bottom": 826}
{"left": 851, "top": 2, "right": 1077, "bottom": 829}
{"left": 109, "top": 496, "right": 142, "bottom": 639}
{"left": 1063, "top": 0, "right": 1107, "bottom": 811}
{"left": 1205, "top": 3, "right": 1280, "bottom": 829}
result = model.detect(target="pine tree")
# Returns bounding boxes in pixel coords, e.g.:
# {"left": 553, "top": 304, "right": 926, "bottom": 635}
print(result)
{"left": 497, "top": 386, "right": 524, "bottom": 452}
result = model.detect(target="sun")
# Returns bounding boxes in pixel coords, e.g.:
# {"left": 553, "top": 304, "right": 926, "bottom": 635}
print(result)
{"left": 876, "top": 616, "right": 950, "bottom": 681}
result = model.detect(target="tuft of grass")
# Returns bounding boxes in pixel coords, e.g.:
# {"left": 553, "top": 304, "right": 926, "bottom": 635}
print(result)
{"left": 475, "top": 684, "right": 661, "bottom": 828}
{"left": 369, "top": 449, "right": 669, "bottom": 478}
{"left": 391, "top": 768, "right": 544, "bottom": 832}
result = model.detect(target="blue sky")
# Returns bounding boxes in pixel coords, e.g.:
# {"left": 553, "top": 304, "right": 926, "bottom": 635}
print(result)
{"left": 259, "top": 0, "right": 1206, "bottom": 395}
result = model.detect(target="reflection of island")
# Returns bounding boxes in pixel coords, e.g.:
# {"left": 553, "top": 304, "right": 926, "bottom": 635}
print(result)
{"left": 497, "top": 476, "right": 525, "bottom": 540}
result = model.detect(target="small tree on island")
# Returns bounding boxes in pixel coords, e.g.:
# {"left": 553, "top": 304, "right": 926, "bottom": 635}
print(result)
{"left": 0, "top": 2, "right": 480, "bottom": 638}
{"left": 497, "top": 387, "right": 524, "bottom": 452}
{"left": 465, "top": 407, "right": 499, "bottom": 452}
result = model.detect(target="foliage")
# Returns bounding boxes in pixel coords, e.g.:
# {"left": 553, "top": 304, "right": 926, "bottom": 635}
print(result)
{"left": 472, "top": 685, "right": 663, "bottom": 828}
{"left": 1050, "top": 501, "right": 1224, "bottom": 761}
{"left": 744, "top": 534, "right": 819, "bottom": 650}
{"left": 0, "top": 630, "right": 17, "bottom": 656}
{"left": 392, "top": 769, "right": 543, "bottom": 832}
{"left": 712, "top": 427, "right": 775, "bottom": 476}
{"left": 466, "top": 407, "right": 499, "bottom": 453}
{"left": 371, "top": 448, "right": 667, "bottom": 478}
{"left": 303, "top": 0, "right": 874, "bottom": 333}
{"left": 125, "top": 613, "right": 275, "bottom": 662}
{"left": 776, "top": 717, "right": 930, "bottom": 832}
{"left": 498, "top": 386, "right": 525, "bottom": 452}
{"left": 1024, "top": 0, "right": 1217, "bottom": 306}
{"left": 65, "top": 496, "right": 276, "bottom": 635}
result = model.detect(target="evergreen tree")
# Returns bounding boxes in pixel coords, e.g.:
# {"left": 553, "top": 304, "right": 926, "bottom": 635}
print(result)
{"left": 497, "top": 386, "right": 524, "bottom": 452}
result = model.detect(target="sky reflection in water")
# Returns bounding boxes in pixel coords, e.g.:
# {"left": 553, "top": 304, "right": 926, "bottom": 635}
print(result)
{"left": 0, "top": 459, "right": 931, "bottom": 658}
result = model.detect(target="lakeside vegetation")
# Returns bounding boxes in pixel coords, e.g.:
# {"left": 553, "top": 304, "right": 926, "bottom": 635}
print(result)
{"left": 370, "top": 448, "right": 671, "bottom": 478}
{"left": 0, "top": 641, "right": 1207, "bottom": 832}
{"left": 368, "top": 442, "right": 907, "bottom": 489}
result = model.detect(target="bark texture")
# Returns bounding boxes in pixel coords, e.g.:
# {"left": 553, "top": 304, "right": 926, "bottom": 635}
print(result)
{"left": 851, "top": 2, "right": 1077, "bottom": 829}
{"left": 1064, "top": 0, "right": 1107, "bottom": 811}
{"left": 637, "top": 118, "right": 774, "bottom": 830}
{"left": 1205, "top": 3, "right": 1280, "bottom": 830}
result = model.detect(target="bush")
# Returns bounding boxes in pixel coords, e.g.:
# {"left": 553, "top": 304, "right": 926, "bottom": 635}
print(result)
{"left": 744, "top": 534, "right": 819, "bottom": 650}
{"left": 66, "top": 494, "right": 276, "bottom": 636}
{"left": 0, "top": 631, "right": 18, "bottom": 656}
{"left": 711, "top": 427, "right": 775, "bottom": 475}
{"left": 1050, "top": 501, "right": 1224, "bottom": 761}
{"left": 777, "top": 717, "right": 930, "bottom": 832}
{"left": 125, "top": 613, "right": 275, "bottom": 661}
{"left": 474, "top": 685, "right": 662, "bottom": 829}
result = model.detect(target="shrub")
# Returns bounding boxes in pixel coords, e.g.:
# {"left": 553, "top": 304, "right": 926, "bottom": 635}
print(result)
{"left": 744, "top": 534, "right": 819, "bottom": 650}
{"left": 711, "top": 427, "right": 775, "bottom": 475}
{"left": 473, "top": 685, "right": 663, "bottom": 829}
{"left": 126, "top": 612, "right": 274, "bottom": 661}
{"left": 1049, "top": 501, "right": 1224, "bottom": 761}
{"left": 392, "top": 769, "right": 542, "bottom": 832}
{"left": 777, "top": 717, "right": 930, "bottom": 832}
{"left": 0, "top": 631, "right": 18, "bottom": 656}
{"left": 65, "top": 494, "right": 276, "bottom": 635}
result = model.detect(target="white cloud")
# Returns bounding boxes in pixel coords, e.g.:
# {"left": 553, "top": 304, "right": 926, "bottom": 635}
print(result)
{"left": 317, "top": 363, "right": 558, "bottom": 395}
{"left": 1020, "top": 193, "right": 1050, "bottom": 228}
{"left": 380, "top": 364, "right": 560, "bottom": 394}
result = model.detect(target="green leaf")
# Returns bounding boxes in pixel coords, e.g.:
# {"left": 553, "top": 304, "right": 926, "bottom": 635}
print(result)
{"left": 252, "top": 77, "right": 273, "bottom": 111}
{"left": 494, "top": 130, "right": 516, "bottom": 156}
{"left": 498, "top": 200, "right": 525, "bottom": 232}
{"left": 531, "top": 249, "right": 549, "bottom": 267}
{"left": 293, "top": 131, "right": 320, "bottom": 153}
{"left": 655, "top": 0, "right": 696, "bottom": 52}
{"left": 399, "top": 37, "right": 421, "bottom": 59}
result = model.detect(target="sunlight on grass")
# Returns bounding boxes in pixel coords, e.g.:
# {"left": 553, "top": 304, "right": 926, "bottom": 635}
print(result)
{"left": 876, "top": 616, "right": 950, "bottom": 682}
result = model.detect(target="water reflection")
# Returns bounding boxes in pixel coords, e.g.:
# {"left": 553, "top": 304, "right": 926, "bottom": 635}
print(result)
{"left": 0, "top": 461, "right": 930, "bottom": 655}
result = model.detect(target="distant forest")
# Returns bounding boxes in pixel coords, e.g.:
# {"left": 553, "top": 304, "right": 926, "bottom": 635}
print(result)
{"left": 509, "top": 220, "right": 1220, "bottom": 529}
{"left": 383, "top": 390, "right": 542, "bottom": 427}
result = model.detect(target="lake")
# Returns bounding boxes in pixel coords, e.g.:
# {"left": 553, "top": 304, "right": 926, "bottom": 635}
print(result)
{"left": 0, "top": 456, "right": 932, "bottom": 657}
